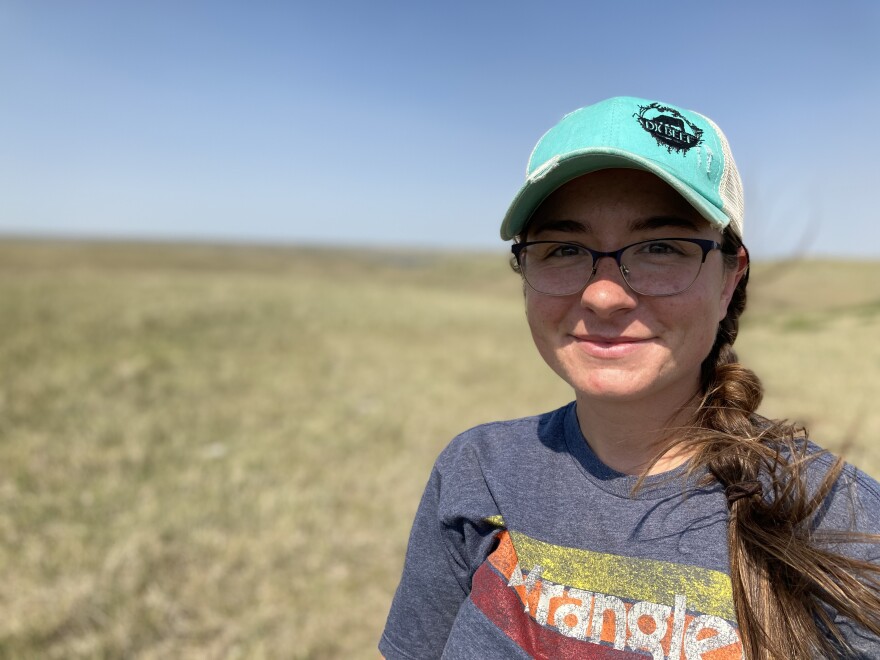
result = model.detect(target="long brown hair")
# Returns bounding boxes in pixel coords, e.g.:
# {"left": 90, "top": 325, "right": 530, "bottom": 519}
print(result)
{"left": 513, "top": 224, "right": 880, "bottom": 657}
{"left": 681, "top": 230, "right": 880, "bottom": 658}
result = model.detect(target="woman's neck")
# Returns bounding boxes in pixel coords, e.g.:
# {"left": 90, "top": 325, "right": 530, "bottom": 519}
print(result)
{"left": 574, "top": 390, "right": 701, "bottom": 476}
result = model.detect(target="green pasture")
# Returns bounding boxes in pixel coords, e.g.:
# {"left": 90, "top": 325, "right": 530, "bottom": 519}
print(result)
{"left": 2, "top": 239, "right": 879, "bottom": 658}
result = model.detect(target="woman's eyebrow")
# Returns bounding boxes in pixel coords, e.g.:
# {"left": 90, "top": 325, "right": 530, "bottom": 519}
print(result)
{"left": 531, "top": 216, "right": 701, "bottom": 236}
{"left": 531, "top": 219, "right": 590, "bottom": 236}
{"left": 629, "top": 215, "right": 702, "bottom": 232}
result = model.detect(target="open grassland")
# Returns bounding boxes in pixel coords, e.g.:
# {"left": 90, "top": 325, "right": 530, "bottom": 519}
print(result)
{"left": 2, "top": 239, "right": 879, "bottom": 658}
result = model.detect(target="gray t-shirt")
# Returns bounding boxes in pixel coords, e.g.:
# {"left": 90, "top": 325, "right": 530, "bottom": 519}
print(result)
{"left": 380, "top": 403, "right": 880, "bottom": 659}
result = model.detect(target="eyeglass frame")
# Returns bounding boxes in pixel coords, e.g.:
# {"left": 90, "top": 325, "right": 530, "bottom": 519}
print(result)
{"left": 510, "top": 237, "right": 726, "bottom": 297}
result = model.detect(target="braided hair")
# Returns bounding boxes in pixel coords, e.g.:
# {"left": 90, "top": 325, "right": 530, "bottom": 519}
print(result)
{"left": 683, "top": 229, "right": 880, "bottom": 659}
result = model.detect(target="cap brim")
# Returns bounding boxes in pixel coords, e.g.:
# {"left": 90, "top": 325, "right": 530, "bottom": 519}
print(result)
{"left": 499, "top": 149, "right": 730, "bottom": 240}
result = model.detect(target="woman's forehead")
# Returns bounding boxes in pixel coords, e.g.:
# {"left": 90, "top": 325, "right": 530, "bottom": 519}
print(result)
{"left": 526, "top": 169, "right": 713, "bottom": 237}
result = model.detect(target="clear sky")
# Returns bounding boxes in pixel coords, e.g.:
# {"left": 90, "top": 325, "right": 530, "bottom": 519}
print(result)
{"left": 1, "top": 0, "right": 878, "bottom": 259}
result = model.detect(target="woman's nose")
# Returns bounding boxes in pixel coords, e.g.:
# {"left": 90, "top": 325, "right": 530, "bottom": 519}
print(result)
{"left": 579, "top": 256, "right": 638, "bottom": 316}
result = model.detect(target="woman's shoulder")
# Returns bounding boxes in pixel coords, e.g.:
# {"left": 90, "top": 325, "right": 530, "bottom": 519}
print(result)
{"left": 433, "top": 402, "right": 574, "bottom": 473}
{"left": 799, "top": 440, "right": 880, "bottom": 535}
{"left": 755, "top": 432, "right": 880, "bottom": 504}
{"left": 804, "top": 441, "right": 880, "bottom": 497}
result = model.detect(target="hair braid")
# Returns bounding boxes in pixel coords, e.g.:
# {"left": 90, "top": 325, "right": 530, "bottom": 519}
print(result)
{"left": 688, "top": 232, "right": 880, "bottom": 659}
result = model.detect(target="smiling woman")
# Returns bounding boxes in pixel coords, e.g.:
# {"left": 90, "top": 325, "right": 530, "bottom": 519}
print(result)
{"left": 378, "top": 97, "right": 880, "bottom": 660}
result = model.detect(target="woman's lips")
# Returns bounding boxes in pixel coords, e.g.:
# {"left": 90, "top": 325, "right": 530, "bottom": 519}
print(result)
{"left": 571, "top": 335, "right": 652, "bottom": 358}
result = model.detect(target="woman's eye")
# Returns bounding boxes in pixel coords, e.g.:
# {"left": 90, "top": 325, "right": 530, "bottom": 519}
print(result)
{"left": 646, "top": 242, "right": 676, "bottom": 253}
{"left": 547, "top": 244, "right": 584, "bottom": 258}
{"left": 641, "top": 241, "right": 684, "bottom": 255}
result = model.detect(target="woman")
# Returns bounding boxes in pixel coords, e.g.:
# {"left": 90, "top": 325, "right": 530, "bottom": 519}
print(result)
{"left": 379, "top": 97, "right": 880, "bottom": 659}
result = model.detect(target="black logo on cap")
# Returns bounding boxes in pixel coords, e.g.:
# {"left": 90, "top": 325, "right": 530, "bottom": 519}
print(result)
{"left": 635, "top": 103, "right": 703, "bottom": 154}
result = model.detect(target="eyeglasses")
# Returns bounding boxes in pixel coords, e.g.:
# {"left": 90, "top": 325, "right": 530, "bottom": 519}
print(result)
{"left": 510, "top": 238, "right": 723, "bottom": 297}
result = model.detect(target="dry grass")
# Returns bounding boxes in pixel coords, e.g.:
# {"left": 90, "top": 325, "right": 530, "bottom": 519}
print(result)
{"left": 738, "top": 259, "right": 880, "bottom": 468}
{"left": 1, "top": 239, "right": 878, "bottom": 658}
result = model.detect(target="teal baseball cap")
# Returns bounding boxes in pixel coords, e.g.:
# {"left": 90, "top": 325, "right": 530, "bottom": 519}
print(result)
{"left": 500, "top": 96, "right": 744, "bottom": 240}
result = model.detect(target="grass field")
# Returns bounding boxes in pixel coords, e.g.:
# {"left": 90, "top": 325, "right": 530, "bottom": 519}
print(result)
{"left": 2, "top": 239, "right": 879, "bottom": 658}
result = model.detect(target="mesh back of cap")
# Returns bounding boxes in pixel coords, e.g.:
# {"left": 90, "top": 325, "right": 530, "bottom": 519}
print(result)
{"left": 702, "top": 115, "right": 744, "bottom": 237}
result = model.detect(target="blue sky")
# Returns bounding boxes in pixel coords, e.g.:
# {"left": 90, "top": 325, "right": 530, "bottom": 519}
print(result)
{"left": 1, "top": 1, "right": 878, "bottom": 259}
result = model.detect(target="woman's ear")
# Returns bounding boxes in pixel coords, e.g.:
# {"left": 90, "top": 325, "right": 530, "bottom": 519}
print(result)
{"left": 718, "top": 246, "right": 749, "bottom": 320}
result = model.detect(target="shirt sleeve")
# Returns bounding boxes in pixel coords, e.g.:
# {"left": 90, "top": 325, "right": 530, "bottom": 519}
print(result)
{"left": 819, "top": 462, "right": 880, "bottom": 657}
{"left": 379, "top": 436, "right": 502, "bottom": 659}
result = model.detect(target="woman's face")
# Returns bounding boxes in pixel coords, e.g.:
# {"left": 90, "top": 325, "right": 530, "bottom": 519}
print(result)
{"left": 523, "top": 169, "right": 743, "bottom": 409}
